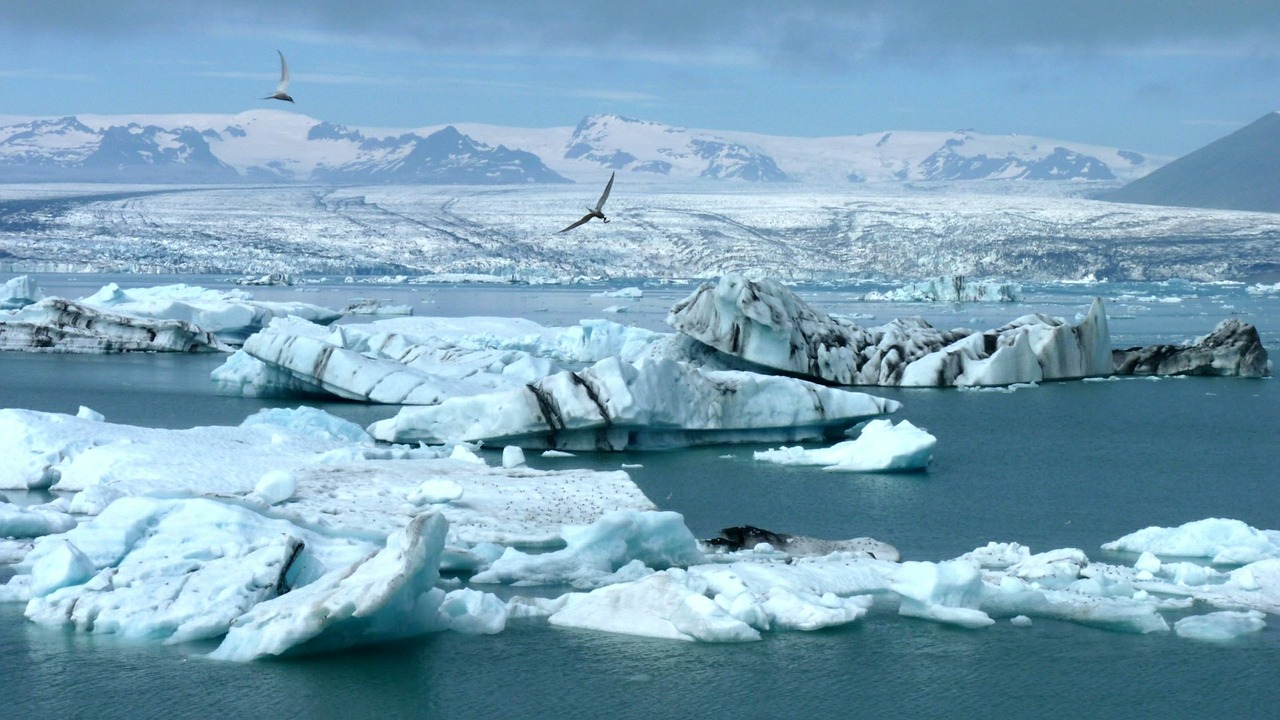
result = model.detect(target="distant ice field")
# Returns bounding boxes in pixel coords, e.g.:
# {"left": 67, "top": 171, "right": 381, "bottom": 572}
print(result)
{"left": 2, "top": 183, "right": 1278, "bottom": 281}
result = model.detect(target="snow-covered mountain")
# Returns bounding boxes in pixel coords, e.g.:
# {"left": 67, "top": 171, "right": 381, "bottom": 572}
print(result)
{"left": 444, "top": 114, "right": 1165, "bottom": 185}
{"left": 0, "top": 112, "right": 568, "bottom": 185}
{"left": 0, "top": 116, "right": 240, "bottom": 183}
{"left": 0, "top": 110, "right": 1167, "bottom": 186}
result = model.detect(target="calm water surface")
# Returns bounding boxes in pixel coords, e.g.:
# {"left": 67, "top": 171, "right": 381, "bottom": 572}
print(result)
{"left": 1, "top": 276, "right": 1278, "bottom": 719}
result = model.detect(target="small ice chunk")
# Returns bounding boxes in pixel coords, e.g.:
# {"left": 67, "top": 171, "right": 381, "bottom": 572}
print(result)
{"left": 76, "top": 406, "right": 105, "bottom": 422}
{"left": 253, "top": 471, "right": 296, "bottom": 506}
{"left": 436, "top": 588, "right": 509, "bottom": 635}
{"left": 449, "top": 445, "right": 485, "bottom": 464}
{"left": 408, "top": 480, "right": 464, "bottom": 505}
{"left": 542, "top": 450, "right": 576, "bottom": 458}
{"left": 1174, "top": 611, "right": 1266, "bottom": 642}
{"left": 1010, "top": 615, "right": 1033, "bottom": 627}
{"left": 501, "top": 446, "right": 526, "bottom": 469}
{"left": 1134, "top": 551, "right": 1162, "bottom": 574}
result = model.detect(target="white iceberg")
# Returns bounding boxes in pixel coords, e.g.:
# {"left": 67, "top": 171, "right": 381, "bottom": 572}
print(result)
{"left": 470, "top": 510, "right": 704, "bottom": 588}
{"left": 0, "top": 407, "right": 364, "bottom": 493}
{"left": 78, "top": 282, "right": 340, "bottom": 346}
{"left": 1102, "top": 518, "right": 1280, "bottom": 565}
{"left": 547, "top": 569, "right": 763, "bottom": 642}
{"left": 210, "top": 513, "right": 448, "bottom": 661}
{"left": 753, "top": 419, "right": 935, "bottom": 472}
{"left": 23, "top": 497, "right": 374, "bottom": 643}
{"left": 1173, "top": 610, "right": 1266, "bottom": 642}
{"left": 368, "top": 356, "right": 900, "bottom": 450}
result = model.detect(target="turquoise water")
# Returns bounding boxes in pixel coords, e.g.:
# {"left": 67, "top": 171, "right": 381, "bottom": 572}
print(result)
{"left": 2, "top": 279, "right": 1278, "bottom": 718}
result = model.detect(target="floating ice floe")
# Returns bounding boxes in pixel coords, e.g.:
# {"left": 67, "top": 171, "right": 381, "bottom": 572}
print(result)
{"left": 862, "top": 275, "right": 1022, "bottom": 303}
{"left": 1173, "top": 610, "right": 1266, "bottom": 642}
{"left": 753, "top": 419, "right": 936, "bottom": 472}
{"left": 341, "top": 298, "right": 413, "bottom": 316}
{"left": 6, "top": 405, "right": 1280, "bottom": 657}
{"left": 367, "top": 356, "right": 900, "bottom": 450}
{"left": 235, "top": 273, "right": 293, "bottom": 286}
{"left": 1, "top": 275, "right": 44, "bottom": 310}
{"left": 1112, "top": 319, "right": 1271, "bottom": 378}
{"left": 667, "top": 274, "right": 1111, "bottom": 387}
{"left": 78, "top": 282, "right": 341, "bottom": 346}
{"left": 700, "top": 525, "right": 900, "bottom": 561}
{"left": 1101, "top": 518, "right": 1280, "bottom": 564}
{"left": 0, "top": 406, "right": 367, "bottom": 492}
{"left": 209, "top": 513, "right": 449, "bottom": 661}
{"left": 592, "top": 287, "right": 643, "bottom": 299}
{"left": 213, "top": 315, "right": 661, "bottom": 401}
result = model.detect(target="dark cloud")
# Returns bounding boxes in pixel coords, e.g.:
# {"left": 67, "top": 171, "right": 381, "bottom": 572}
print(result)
{"left": 7, "top": 1, "right": 1280, "bottom": 68}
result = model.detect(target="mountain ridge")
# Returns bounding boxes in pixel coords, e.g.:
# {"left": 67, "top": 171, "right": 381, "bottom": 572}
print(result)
{"left": 0, "top": 110, "right": 1169, "bottom": 186}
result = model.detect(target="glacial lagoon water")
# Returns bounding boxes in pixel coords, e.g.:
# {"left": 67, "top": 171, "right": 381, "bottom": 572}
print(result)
{"left": 2, "top": 276, "right": 1279, "bottom": 719}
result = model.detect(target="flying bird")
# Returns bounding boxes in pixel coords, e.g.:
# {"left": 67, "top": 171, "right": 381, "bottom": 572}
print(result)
{"left": 559, "top": 172, "right": 615, "bottom": 233}
{"left": 263, "top": 50, "right": 294, "bottom": 103}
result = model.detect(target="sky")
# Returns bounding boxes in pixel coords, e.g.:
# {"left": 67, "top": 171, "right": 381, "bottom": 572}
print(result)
{"left": 1, "top": 1, "right": 1278, "bottom": 157}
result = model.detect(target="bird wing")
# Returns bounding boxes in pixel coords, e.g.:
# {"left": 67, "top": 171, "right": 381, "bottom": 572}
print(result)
{"left": 276, "top": 50, "right": 290, "bottom": 94}
{"left": 559, "top": 213, "right": 594, "bottom": 233}
{"left": 595, "top": 172, "right": 615, "bottom": 211}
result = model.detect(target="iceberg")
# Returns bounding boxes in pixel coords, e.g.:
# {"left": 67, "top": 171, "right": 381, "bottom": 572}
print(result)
{"left": 22, "top": 497, "right": 375, "bottom": 643}
{"left": 753, "top": 419, "right": 935, "bottom": 472}
{"left": 547, "top": 569, "right": 763, "bottom": 642}
{"left": 341, "top": 298, "right": 414, "bottom": 316}
{"left": 0, "top": 298, "right": 228, "bottom": 353}
{"left": 1101, "top": 518, "right": 1280, "bottom": 564}
{"left": 1112, "top": 319, "right": 1271, "bottom": 378}
{"left": 210, "top": 513, "right": 448, "bottom": 661}
{"left": 215, "top": 314, "right": 664, "bottom": 402}
{"left": 469, "top": 510, "right": 704, "bottom": 588}
{"left": 0, "top": 407, "right": 366, "bottom": 493}
{"left": 1, "top": 275, "right": 44, "bottom": 310}
{"left": 863, "top": 275, "right": 1022, "bottom": 303}
{"left": 367, "top": 356, "right": 900, "bottom": 450}
{"left": 666, "top": 274, "right": 1111, "bottom": 387}
{"left": 1173, "top": 610, "right": 1266, "bottom": 642}
{"left": 78, "top": 282, "right": 341, "bottom": 346}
